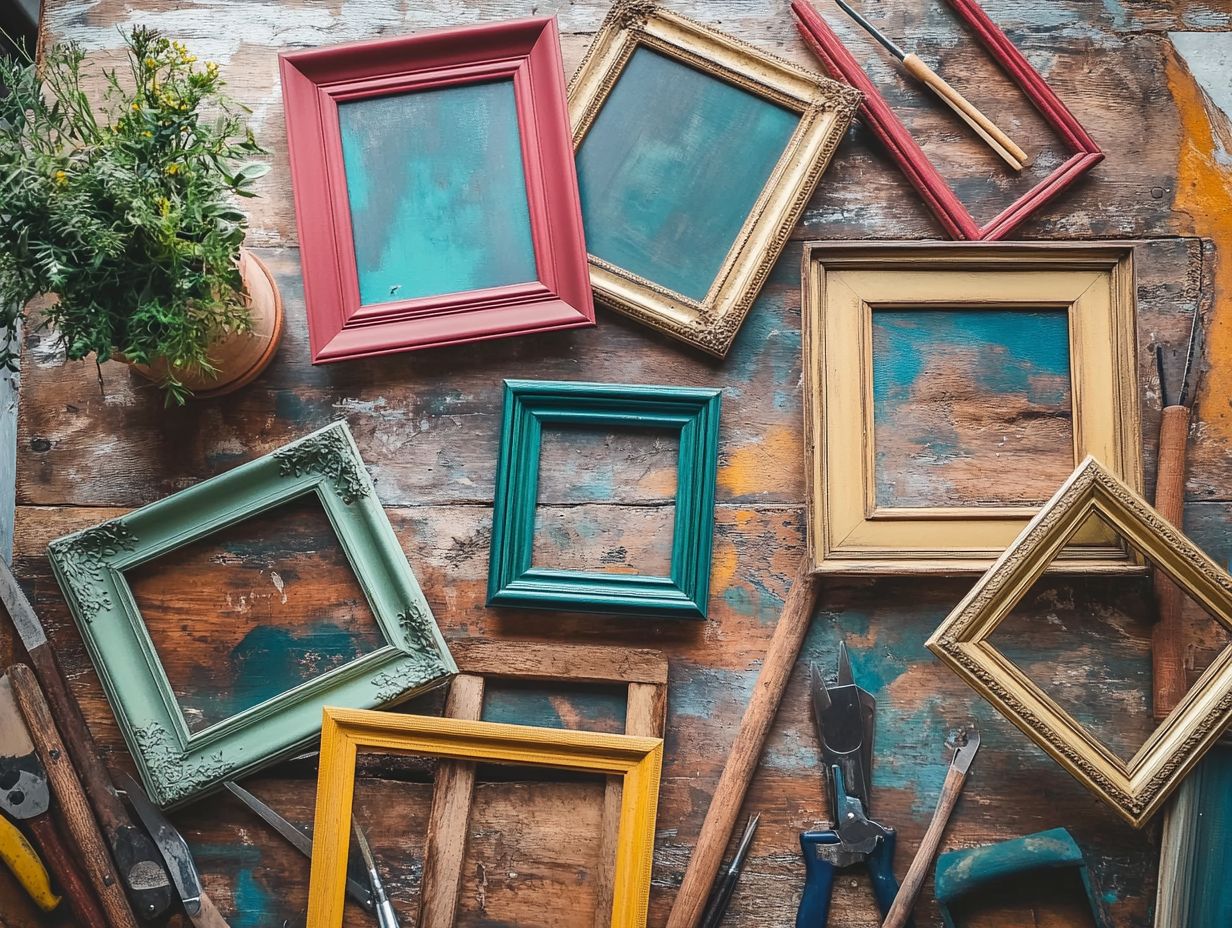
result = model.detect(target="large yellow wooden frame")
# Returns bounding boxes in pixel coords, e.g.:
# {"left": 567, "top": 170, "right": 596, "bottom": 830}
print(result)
{"left": 802, "top": 241, "right": 1144, "bottom": 574}
{"left": 307, "top": 708, "right": 664, "bottom": 927}
{"left": 927, "top": 457, "right": 1232, "bottom": 827}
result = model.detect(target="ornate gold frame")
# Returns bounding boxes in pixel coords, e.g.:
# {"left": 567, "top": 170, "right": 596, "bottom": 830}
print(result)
{"left": 307, "top": 708, "right": 663, "bottom": 927}
{"left": 802, "top": 241, "right": 1144, "bottom": 574}
{"left": 568, "top": 1, "right": 859, "bottom": 357}
{"left": 927, "top": 457, "right": 1232, "bottom": 827}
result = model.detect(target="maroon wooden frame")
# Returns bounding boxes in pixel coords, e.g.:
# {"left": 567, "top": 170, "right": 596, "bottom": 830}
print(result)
{"left": 280, "top": 18, "right": 594, "bottom": 364}
{"left": 791, "top": 0, "right": 1104, "bottom": 240}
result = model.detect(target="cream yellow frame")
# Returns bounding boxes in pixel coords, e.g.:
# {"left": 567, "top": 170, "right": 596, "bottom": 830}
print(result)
{"left": 927, "top": 457, "right": 1232, "bottom": 828}
{"left": 568, "top": 0, "right": 859, "bottom": 357}
{"left": 307, "top": 708, "right": 664, "bottom": 927}
{"left": 803, "top": 242, "right": 1144, "bottom": 574}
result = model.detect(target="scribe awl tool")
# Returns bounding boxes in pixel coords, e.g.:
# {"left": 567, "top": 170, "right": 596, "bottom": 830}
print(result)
{"left": 831, "top": 0, "right": 1029, "bottom": 170}
{"left": 354, "top": 821, "right": 400, "bottom": 928}
{"left": 224, "top": 781, "right": 375, "bottom": 913}
{"left": 699, "top": 813, "right": 759, "bottom": 928}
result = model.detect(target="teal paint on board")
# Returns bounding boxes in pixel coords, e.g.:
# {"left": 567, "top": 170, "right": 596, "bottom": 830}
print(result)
{"left": 1187, "top": 747, "right": 1232, "bottom": 926}
{"left": 575, "top": 48, "right": 799, "bottom": 302}
{"left": 338, "top": 80, "right": 537, "bottom": 305}
{"left": 871, "top": 309, "right": 1074, "bottom": 508}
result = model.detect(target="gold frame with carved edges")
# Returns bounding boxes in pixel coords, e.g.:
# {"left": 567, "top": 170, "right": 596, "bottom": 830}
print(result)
{"left": 927, "top": 457, "right": 1232, "bottom": 828}
{"left": 568, "top": 0, "right": 859, "bottom": 357}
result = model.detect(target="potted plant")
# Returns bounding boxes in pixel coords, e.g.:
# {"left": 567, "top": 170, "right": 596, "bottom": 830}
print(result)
{"left": 0, "top": 27, "right": 280, "bottom": 405}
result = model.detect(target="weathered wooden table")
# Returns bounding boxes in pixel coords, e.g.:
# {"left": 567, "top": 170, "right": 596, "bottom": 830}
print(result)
{"left": 5, "top": 1, "right": 1232, "bottom": 926}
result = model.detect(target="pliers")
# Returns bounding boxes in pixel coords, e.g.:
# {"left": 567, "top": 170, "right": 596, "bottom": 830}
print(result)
{"left": 796, "top": 643, "right": 910, "bottom": 927}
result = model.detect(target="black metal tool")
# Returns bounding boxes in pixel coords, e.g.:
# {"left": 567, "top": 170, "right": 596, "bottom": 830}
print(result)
{"left": 224, "top": 781, "right": 375, "bottom": 913}
{"left": 796, "top": 643, "right": 910, "bottom": 927}
{"left": 353, "top": 821, "right": 400, "bottom": 928}
{"left": 116, "top": 772, "right": 231, "bottom": 928}
{"left": 699, "top": 813, "right": 759, "bottom": 928}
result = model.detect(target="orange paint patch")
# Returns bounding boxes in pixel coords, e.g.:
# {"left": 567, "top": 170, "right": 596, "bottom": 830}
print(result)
{"left": 717, "top": 425, "right": 802, "bottom": 497}
{"left": 1168, "top": 50, "right": 1232, "bottom": 438}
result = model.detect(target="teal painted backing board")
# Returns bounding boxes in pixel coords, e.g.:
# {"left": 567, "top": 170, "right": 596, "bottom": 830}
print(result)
{"left": 575, "top": 47, "right": 799, "bottom": 302}
{"left": 871, "top": 308, "right": 1074, "bottom": 509}
{"left": 338, "top": 79, "right": 538, "bottom": 305}
{"left": 1186, "top": 747, "right": 1232, "bottom": 926}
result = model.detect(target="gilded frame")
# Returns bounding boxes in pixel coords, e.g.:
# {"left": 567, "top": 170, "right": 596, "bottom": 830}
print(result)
{"left": 47, "top": 422, "right": 456, "bottom": 808}
{"left": 568, "top": 0, "right": 859, "bottom": 357}
{"left": 802, "top": 241, "right": 1144, "bottom": 574}
{"left": 927, "top": 457, "right": 1232, "bottom": 827}
{"left": 487, "top": 380, "right": 721, "bottom": 619}
{"left": 307, "top": 708, "right": 663, "bottom": 927}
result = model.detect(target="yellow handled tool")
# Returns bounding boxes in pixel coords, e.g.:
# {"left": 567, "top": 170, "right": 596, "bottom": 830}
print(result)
{"left": 0, "top": 812, "right": 61, "bottom": 912}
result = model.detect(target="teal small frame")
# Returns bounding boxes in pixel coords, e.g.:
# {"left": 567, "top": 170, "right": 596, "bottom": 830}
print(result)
{"left": 487, "top": 380, "right": 721, "bottom": 619}
{"left": 47, "top": 421, "right": 456, "bottom": 808}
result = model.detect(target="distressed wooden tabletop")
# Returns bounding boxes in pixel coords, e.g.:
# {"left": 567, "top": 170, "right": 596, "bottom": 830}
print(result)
{"left": 5, "top": 1, "right": 1232, "bottom": 926}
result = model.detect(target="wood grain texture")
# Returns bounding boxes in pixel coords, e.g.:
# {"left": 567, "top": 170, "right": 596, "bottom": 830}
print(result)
{"left": 8, "top": 1, "right": 1232, "bottom": 925}
{"left": 7, "top": 664, "right": 139, "bottom": 928}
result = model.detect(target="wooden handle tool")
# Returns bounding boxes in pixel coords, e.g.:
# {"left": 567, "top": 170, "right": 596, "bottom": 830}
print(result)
{"left": 9, "top": 663, "right": 141, "bottom": 928}
{"left": 0, "top": 561, "right": 174, "bottom": 921}
{"left": 0, "top": 672, "right": 109, "bottom": 928}
{"left": 883, "top": 725, "right": 980, "bottom": 928}
{"left": 666, "top": 558, "right": 819, "bottom": 928}
{"left": 0, "top": 810, "right": 60, "bottom": 911}
{"left": 900, "top": 54, "right": 1028, "bottom": 169}
{"left": 1152, "top": 404, "right": 1191, "bottom": 720}
{"left": 831, "top": 0, "right": 1028, "bottom": 170}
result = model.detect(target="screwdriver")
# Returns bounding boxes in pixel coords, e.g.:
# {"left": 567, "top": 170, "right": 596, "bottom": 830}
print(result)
{"left": 832, "top": 0, "right": 1029, "bottom": 170}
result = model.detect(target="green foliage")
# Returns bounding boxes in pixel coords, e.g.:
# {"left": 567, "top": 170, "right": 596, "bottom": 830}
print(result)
{"left": 0, "top": 27, "right": 268, "bottom": 404}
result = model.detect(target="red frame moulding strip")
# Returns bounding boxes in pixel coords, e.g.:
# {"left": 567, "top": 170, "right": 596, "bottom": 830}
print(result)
{"left": 791, "top": 0, "right": 1104, "bottom": 240}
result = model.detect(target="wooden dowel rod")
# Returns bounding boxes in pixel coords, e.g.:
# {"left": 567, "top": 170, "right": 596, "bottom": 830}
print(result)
{"left": 665, "top": 558, "right": 819, "bottom": 928}
{"left": 1152, "top": 405, "right": 1192, "bottom": 720}
{"left": 883, "top": 764, "right": 968, "bottom": 928}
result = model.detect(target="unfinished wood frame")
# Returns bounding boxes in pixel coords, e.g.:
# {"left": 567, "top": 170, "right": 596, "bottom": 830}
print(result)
{"left": 803, "top": 242, "right": 1143, "bottom": 574}
{"left": 419, "top": 640, "right": 669, "bottom": 928}
{"left": 308, "top": 708, "right": 663, "bottom": 928}
{"left": 927, "top": 457, "right": 1232, "bottom": 827}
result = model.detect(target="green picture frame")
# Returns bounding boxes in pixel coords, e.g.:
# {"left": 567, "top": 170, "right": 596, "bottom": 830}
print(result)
{"left": 487, "top": 380, "right": 721, "bottom": 619}
{"left": 47, "top": 421, "right": 456, "bottom": 808}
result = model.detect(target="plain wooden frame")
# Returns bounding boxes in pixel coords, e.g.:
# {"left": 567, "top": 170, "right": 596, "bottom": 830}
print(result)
{"left": 419, "top": 640, "right": 669, "bottom": 928}
{"left": 927, "top": 457, "right": 1232, "bottom": 827}
{"left": 280, "top": 17, "right": 594, "bottom": 364}
{"left": 308, "top": 708, "right": 663, "bottom": 928}
{"left": 802, "top": 241, "right": 1144, "bottom": 574}
{"left": 791, "top": 0, "right": 1104, "bottom": 240}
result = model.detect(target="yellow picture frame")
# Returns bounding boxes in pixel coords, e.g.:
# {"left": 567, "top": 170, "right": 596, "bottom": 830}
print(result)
{"left": 927, "top": 456, "right": 1232, "bottom": 827}
{"left": 307, "top": 708, "right": 664, "bottom": 927}
{"left": 802, "top": 241, "right": 1144, "bottom": 574}
{"left": 568, "top": 0, "right": 859, "bottom": 357}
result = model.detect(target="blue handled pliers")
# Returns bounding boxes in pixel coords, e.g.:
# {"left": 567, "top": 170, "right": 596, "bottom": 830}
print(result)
{"left": 796, "top": 644, "right": 911, "bottom": 928}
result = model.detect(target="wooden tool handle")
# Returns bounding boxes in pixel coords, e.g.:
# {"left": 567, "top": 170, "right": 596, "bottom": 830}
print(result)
{"left": 25, "top": 814, "right": 110, "bottom": 928}
{"left": 1152, "top": 404, "right": 1193, "bottom": 720}
{"left": 665, "top": 558, "right": 819, "bottom": 928}
{"left": 901, "top": 54, "right": 1028, "bottom": 170}
{"left": 882, "top": 765, "right": 968, "bottom": 928}
{"left": 25, "top": 643, "right": 174, "bottom": 920}
{"left": 188, "top": 891, "right": 232, "bottom": 928}
{"left": 8, "top": 664, "right": 140, "bottom": 928}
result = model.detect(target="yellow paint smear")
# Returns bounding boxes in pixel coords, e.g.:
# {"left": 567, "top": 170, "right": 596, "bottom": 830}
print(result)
{"left": 717, "top": 425, "right": 801, "bottom": 497}
{"left": 1169, "top": 50, "right": 1232, "bottom": 437}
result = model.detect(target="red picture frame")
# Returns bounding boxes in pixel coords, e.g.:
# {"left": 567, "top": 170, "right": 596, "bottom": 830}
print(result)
{"left": 791, "top": 0, "right": 1104, "bottom": 240}
{"left": 280, "top": 18, "right": 594, "bottom": 364}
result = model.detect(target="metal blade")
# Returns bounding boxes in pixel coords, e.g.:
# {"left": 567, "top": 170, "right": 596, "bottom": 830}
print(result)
{"left": 946, "top": 725, "right": 981, "bottom": 775}
{"left": 836, "top": 642, "right": 854, "bottom": 687}
{"left": 730, "top": 813, "right": 760, "bottom": 871}
{"left": 0, "top": 561, "right": 47, "bottom": 651}
{"left": 831, "top": 0, "right": 907, "bottom": 60}
{"left": 353, "top": 821, "right": 378, "bottom": 876}
{"left": 116, "top": 771, "right": 203, "bottom": 917}
{"left": 225, "top": 782, "right": 375, "bottom": 913}
{"left": 814, "top": 646, "right": 877, "bottom": 815}
{"left": 0, "top": 675, "right": 48, "bottom": 820}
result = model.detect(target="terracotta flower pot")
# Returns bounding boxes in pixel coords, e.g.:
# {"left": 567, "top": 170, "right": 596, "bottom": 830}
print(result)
{"left": 126, "top": 249, "right": 284, "bottom": 399}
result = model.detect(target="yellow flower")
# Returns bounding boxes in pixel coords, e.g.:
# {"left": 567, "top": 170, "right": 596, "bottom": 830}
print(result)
{"left": 165, "top": 163, "right": 180, "bottom": 175}
{"left": 158, "top": 197, "right": 170, "bottom": 214}
{"left": 52, "top": 170, "right": 68, "bottom": 186}
{"left": 145, "top": 57, "right": 156, "bottom": 69}
{"left": 143, "top": 130, "right": 153, "bottom": 138}
{"left": 131, "top": 102, "right": 140, "bottom": 111}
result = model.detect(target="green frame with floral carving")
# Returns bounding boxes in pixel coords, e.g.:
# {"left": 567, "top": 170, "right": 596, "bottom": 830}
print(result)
{"left": 47, "top": 421, "right": 456, "bottom": 809}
